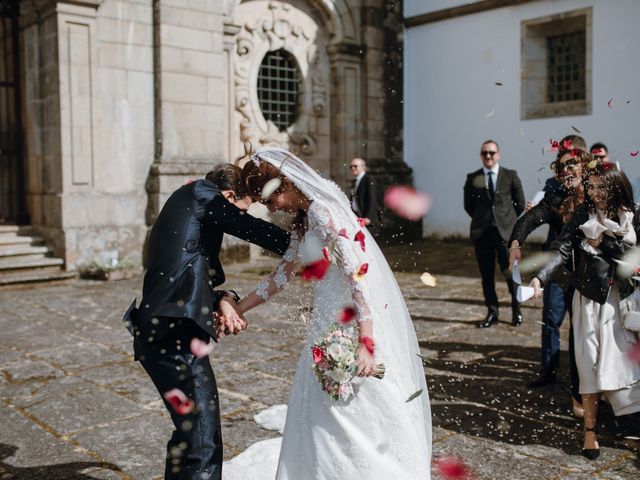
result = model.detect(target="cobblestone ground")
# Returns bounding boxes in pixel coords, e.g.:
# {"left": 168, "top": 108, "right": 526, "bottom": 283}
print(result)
{"left": 0, "top": 241, "right": 638, "bottom": 479}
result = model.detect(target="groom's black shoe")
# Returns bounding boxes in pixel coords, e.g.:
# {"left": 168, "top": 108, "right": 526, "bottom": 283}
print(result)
{"left": 477, "top": 312, "right": 498, "bottom": 328}
{"left": 512, "top": 309, "right": 523, "bottom": 326}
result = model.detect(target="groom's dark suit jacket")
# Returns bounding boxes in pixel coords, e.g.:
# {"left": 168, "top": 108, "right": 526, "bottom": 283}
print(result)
{"left": 124, "top": 179, "right": 290, "bottom": 342}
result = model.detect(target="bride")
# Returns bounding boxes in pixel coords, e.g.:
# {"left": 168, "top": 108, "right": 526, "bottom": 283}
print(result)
{"left": 235, "top": 147, "right": 431, "bottom": 479}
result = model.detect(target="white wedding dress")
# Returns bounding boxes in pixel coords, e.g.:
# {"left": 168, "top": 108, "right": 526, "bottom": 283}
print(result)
{"left": 229, "top": 148, "right": 431, "bottom": 479}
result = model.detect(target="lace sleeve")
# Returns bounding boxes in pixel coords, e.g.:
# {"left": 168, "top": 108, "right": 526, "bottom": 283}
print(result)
{"left": 309, "top": 203, "right": 374, "bottom": 323}
{"left": 255, "top": 237, "right": 301, "bottom": 301}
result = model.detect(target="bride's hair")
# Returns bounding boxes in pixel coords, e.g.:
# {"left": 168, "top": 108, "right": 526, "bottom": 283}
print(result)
{"left": 241, "top": 158, "right": 307, "bottom": 235}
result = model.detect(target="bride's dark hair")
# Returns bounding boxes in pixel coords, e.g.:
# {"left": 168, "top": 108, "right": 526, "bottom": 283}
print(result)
{"left": 241, "top": 158, "right": 307, "bottom": 235}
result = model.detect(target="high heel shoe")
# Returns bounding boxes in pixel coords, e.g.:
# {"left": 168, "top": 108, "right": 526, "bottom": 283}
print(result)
{"left": 582, "top": 426, "right": 600, "bottom": 460}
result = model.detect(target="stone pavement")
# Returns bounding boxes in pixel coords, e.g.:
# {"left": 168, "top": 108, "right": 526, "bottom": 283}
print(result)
{"left": 0, "top": 242, "right": 638, "bottom": 479}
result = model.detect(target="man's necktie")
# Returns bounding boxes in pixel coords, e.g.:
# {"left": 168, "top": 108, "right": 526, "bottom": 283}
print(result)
{"left": 487, "top": 171, "right": 495, "bottom": 201}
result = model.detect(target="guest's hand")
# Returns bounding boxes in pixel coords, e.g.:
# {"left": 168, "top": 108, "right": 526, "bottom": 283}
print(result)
{"left": 524, "top": 201, "right": 535, "bottom": 213}
{"left": 586, "top": 234, "right": 603, "bottom": 248}
{"left": 530, "top": 277, "right": 543, "bottom": 298}
{"left": 508, "top": 241, "right": 522, "bottom": 271}
{"left": 363, "top": 218, "right": 371, "bottom": 226}
{"left": 216, "top": 297, "right": 247, "bottom": 339}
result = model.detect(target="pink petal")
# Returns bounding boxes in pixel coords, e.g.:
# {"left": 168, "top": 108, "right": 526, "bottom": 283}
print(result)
{"left": 163, "top": 389, "right": 195, "bottom": 415}
{"left": 190, "top": 338, "right": 216, "bottom": 358}
{"left": 338, "top": 306, "right": 357, "bottom": 324}
{"left": 357, "top": 218, "right": 366, "bottom": 228}
{"left": 354, "top": 231, "right": 366, "bottom": 252}
{"left": 435, "top": 456, "right": 474, "bottom": 480}
{"left": 628, "top": 342, "right": 640, "bottom": 363}
{"left": 361, "top": 336, "right": 375, "bottom": 354}
{"left": 384, "top": 186, "right": 431, "bottom": 221}
{"left": 630, "top": 151, "right": 639, "bottom": 157}
{"left": 338, "top": 228, "right": 349, "bottom": 238}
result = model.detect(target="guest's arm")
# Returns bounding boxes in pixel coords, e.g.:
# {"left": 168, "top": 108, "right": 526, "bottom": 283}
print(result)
{"left": 511, "top": 172, "right": 526, "bottom": 216}
{"left": 463, "top": 175, "right": 475, "bottom": 217}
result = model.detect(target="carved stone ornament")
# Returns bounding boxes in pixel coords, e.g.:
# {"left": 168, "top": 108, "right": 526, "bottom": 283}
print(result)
{"left": 231, "top": 1, "right": 330, "bottom": 166}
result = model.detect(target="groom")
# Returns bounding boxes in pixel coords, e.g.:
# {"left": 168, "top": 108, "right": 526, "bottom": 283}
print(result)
{"left": 123, "top": 164, "right": 290, "bottom": 480}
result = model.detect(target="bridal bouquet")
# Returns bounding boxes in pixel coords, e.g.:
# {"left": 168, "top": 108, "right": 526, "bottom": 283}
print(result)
{"left": 311, "top": 323, "right": 384, "bottom": 401}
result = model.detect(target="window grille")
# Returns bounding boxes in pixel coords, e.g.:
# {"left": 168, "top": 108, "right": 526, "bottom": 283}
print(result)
{"left": 257, "top": 49, "right": 300, "bottom": 131}
{"left": 547, "top": 31, "right": 586, "bottom": 103}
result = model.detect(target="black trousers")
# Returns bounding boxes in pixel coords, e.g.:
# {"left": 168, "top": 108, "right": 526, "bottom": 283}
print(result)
{"left": 474, "top": 226, "right": 519, "bottom": 316}
{"left": 134, "top": 326, "right": 222, "bottom": 480}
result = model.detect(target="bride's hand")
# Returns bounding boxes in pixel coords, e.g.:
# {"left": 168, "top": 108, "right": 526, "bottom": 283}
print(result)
{"left": 356, "top": 341, "right": 376, "bottom": 377}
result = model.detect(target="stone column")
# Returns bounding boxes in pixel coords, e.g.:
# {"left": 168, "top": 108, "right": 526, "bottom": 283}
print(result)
{"left": 146, "top": 0, "right": 226, "bottom": 225}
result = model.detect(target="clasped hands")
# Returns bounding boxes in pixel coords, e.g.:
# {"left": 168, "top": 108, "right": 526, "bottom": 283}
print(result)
{"left": 215, "top": 296, "right": 247, "bottom": 341}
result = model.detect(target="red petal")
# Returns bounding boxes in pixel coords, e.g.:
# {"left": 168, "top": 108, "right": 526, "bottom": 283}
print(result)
{"left": 358, "top": 263, "right": 368, "bottom": 276}
{"left": 563, "top": 139, "right": 573, "bottom": 150}
{"left": 361, "top": 336, "right": 375, "bottom": 354}
{"left": 631, "top": 151, "right": 639, "bottom": 157}
{"left": 338, "top": 228, "right": 348, "bottom": 238}
{"left": 384, "top": 186, "right": 431, "bottom": 221}
{"left": 322, "top": 247, "right": 331, "bottom": 262}
{"left": 435, "top": 456, "right": 473, "bottom": 479}
{"left": 628, "top": 342, "right": 640, "bottom": 363}
{"left": 163, "top": 389, "right": 195, "bottom": 415}
{"left": 312, "top": 346, "right": 325, "bottom": 364}
{"left": 190, "top": 338, "right": 216, "bottom": 358}
{"left": 338, "top": 306, "right": 357, "bottom": 324}
{"left": 357, "top": 218, "right": 366, "bottom": 228}
{"left": 301, "top": 258, "right": 331, "bottom": 281}
{"left": 354, "top": 231, "right": 366, "bottom": 252}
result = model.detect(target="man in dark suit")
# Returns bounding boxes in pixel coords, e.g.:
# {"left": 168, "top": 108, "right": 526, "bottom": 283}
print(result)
{"left": 349, "top": 158, "right": 380, "bottom": 227}
{"left": 123, "top": 164, "right": 290, "bottom": 480}
{"left": 463, "top": 139, "right": 525, "bottom": 328}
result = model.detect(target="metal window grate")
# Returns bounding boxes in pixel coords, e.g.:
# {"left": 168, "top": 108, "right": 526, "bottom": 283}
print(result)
{"left": 547, "top": 30, "right": 586, "bottom": 103}
{"left": 257, "top": 49, "right": 300, "bottom": 131}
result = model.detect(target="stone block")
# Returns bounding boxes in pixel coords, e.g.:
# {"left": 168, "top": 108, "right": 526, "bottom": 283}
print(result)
{"left": 362, "top": 25, "right": 385, "bottom": 48}
{"left": 100, "top": 0, "right": 153, "bottom": 25}
{"left": 96, "top": 67, "right": 127, "bottom": 99}
{"left": 98, "top": 17, "right": 152, "bottom": 46}
{"left": 161, "top": 5, "right": 222, "bottom": 31}
{"left": 366, "top": 77, "right": 384, "bottom": 98}
{"left": 180, "top": 50, "right": 224, "bottom": 78}
{"left": 127, "top": 70, "right": 154, "bottom": 104}
{"left": 99, "top": 43, "right": 153, "bottom": 72}
{"left": 206, "top": 76, "right": 225, "bottom": 105}
{"left": 160, "top": 23, "right": 214, "bottom": 51}
{"left": 161, "top": 72, "right": 207, "bottom": 103}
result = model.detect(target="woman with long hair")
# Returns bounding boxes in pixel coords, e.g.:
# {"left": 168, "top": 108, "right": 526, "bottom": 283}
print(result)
{"left": 530, "top": 162, "right": 640, "bottom": 459}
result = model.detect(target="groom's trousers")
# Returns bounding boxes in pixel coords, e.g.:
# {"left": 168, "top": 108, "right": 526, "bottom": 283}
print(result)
{"left": 134, "top": 321, "right": 223, "bottom": 480}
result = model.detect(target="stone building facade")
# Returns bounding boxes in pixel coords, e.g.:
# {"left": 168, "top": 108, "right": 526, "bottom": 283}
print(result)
{"left": 1, "top": 0, "right": 408, "bottom": 271}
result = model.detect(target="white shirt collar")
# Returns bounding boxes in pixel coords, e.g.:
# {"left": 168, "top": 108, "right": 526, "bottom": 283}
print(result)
{"left": 355, "top": 171, "right": 366, "bottom": 182}
{"left": 483, "top": 164, "right": 499, "bottom": 176}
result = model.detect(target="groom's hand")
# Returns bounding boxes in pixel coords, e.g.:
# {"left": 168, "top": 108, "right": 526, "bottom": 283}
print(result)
{"left": 216, "top": 297, "right": 247, "bottom": 339}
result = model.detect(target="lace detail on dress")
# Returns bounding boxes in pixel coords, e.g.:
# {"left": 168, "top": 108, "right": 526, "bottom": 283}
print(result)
{"left": 308, "top": 202, "right": 375, "bottom": 324}
{"left": 253, "top": 236, "right": 301, "bottom": 302}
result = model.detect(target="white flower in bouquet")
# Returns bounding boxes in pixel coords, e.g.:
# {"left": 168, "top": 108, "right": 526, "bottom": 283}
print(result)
{"left": 326, "top": 368, "right": 352, "bottom": 384}
{"left": 327, "top": 343, "right": 355, "bottom": 365}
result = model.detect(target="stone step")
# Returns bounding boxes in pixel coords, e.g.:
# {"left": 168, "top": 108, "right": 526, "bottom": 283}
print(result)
{"left": 0, "top": 255, "right": 64, "bottom": 271}
{"left": 0, "top": 244, "right": 50, "bottom": 257}
{"left": 0, "top": 224, "right": 32, "bottom": 234}
{"left": 0, "top": 268, "right": 77, "bottom": 287}
{"left": 0, "top": 234, "right": 43, "bottom": 246}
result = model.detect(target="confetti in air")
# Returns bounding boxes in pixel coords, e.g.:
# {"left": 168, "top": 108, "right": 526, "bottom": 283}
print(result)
{"left": 353, "top": 263, "right": 369, "bottom": 281}
{"left": 484, "top": 108, "right": 495, "bottom": 118}
{"left": 163, "top": 389, "right": 195, "bottom": 415}
{"left": 190, "top": 338, "right": 216, "bottom": 358}
{"left": 630, "top": 151, "right": 639, "bottom": 157}
{"left": 571, "top": 125, "right": 581, "bottom": 134}
{"left": 405, "top": 389, "right": 424, "bottom": 403}
{"left": 354, "top": 230, "right": 366, "bottom": 252}
{"left": 420, "top": 272, "right": 437, "bottom": 287}
{"left": 607, "top": 98, "right": 614, "bottom": 109}
{"left": 384, "top": 186, "right": 431, "bottom": 221}
{"left": 261, "top": 178, "right": 281, "bottom": 200}
{"left": 301, "top": 258, "right": 331, "bottom": 281}
{"left": 338, "top": 307, "right": 357, "bottom": 324}
{"left": 494, "top": 82, "right": 503, "bottom": 86}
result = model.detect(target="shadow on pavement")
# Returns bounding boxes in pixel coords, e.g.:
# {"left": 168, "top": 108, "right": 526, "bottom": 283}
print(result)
{"left": 0, "top": 443, "right": 123, "bottom": 480}
{"left": 423, "top": 340, "right": 640, "bottom": 457}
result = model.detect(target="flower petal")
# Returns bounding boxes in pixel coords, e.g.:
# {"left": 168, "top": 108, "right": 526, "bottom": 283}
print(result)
{"left": 608, "top": 98, "right": 613, "bottom": 109}
{"left": 420, "top": 272, "right": 437, "bottom": 287}
{"left": 384, "top": 186, "right": 431, "bottom": 221}
{"left": 354, "top": 231, "right": 366, "bottom": 252}
{"left": 338, "top": 228, "right": 349, "bottom": 238}
{"left": 361, "top": 336, "right": 375, "bottom": 354}
{"left": 405, "top": 389, "right": 424, "bottom": 403}
{"left": 435, "top": 456, "right": 473, "bottom": 480}
{"left": 301, "top": 258, "right": 331, "bottom": 281}
{"left": 338, "top": 306, "right": 357, "bottom": 324}
{"left": 630, "top": 151, "right": 639, "bottom": 157}
{"left": 353, "top": 263, "right": 369, "bottom": 281}
{"left": 163, "top": 389, "right": 195, "bottom": 415}
{"left": 190, "top": 338, "right": 216, "bottom": 358}
{"left": 261, "top": 178, "right": 282, "bottom": 200}
{"left": 357, "top": 218, "right": 366, "bottom": 228}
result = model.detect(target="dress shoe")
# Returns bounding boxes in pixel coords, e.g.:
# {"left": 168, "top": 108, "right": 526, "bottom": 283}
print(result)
{"left": 511, "top": 310, "right": 523, "bottom": 326}
{"left": 527, "top": 370, "right": 557, "bottom": 388}
{"left": 582, "top": 426, "right": 600, "bottom": 460}
{"left": 477, "top": 312, "right": 498, "bottom": 328}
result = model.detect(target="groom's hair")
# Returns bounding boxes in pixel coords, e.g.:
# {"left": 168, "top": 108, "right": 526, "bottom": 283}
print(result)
{"left": 206, "top": 164, "right": 249, "bottom": 198}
